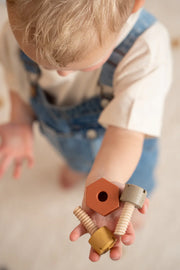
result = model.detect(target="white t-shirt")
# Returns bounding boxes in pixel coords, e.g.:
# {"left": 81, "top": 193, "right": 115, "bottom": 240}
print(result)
{"left": 0, "top": 10, "right": 172, "bottom": 137}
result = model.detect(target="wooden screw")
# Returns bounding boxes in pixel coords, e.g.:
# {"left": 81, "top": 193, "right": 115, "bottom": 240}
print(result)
{"left": 114, "top": 184, "right": 147, "bottom": 236}
{"left": 73, "top": 206, "right": 116, "bottom": 255}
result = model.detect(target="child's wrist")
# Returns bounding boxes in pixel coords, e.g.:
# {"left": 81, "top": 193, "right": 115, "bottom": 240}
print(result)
{"left": 85, "top": 173, "right": 126, "bottom": 188}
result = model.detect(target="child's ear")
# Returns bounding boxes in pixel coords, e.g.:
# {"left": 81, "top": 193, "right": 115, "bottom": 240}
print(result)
{"left": 132, "top": 0, "right": 145, "bottom": 13}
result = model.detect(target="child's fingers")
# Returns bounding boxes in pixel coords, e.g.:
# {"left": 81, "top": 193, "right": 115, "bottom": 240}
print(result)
{"left": 69, "top": 224, "right": 87, "bottom": 241}
{"left": 109, "top": 239, "right": 122, "bottom": 260}
{"left": 89, "top": 238, "right": 123, "bottom": 262}
{"left": 89, "top": 247, "right": 100, "bottom": 262}
{"left": 27, "top": 155, "right": 34, "bottom": 168}
{"left": 13, "top": 158, "right": 23, "bottom": 179}
{"left": 138, "top": 198, "right": 149, "bottom": 214}
{"left": 0, "top": 145, "right": 6, "bottom": 157}
{"left": 121, "top": 222, "right": 135, "bottom": 245}
{"left": 0, "top": 155, "right": 12, "bottom": 178}
{"left": 89, "top": 238, "right": 123, "bottom": 261}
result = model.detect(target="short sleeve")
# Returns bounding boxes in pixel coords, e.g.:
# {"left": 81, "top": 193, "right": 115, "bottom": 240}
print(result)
{"left": 98, "top": 22, "right": 172, "bottom": 137}
{"left": 0, "top": 22, "right": 31, "bottom": 104}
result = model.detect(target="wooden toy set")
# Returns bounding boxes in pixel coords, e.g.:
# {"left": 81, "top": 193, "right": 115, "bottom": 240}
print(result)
{"left": 73, "top": 178, "right": 147, "bottom": 255}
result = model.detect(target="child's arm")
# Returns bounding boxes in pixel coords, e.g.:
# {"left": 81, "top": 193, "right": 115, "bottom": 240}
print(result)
{"left": 86, "top": 125, "right": 144, "bottom": 186}
{"left": 10, "top": 90, "right": 35, "bottom": 125}
{"left": 0, "top": 90, "right": 35, "bottom": 179}
{"left": 70, "top": 125, "right": 148, "bottom": 261}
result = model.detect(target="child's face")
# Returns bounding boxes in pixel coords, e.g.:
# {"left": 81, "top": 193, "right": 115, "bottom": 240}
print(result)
{"left": 13, "top": 28, "right": 117, "bottom": 77}
{"left": 49, "top": 45, "right": 115, "bottom": 77}
{"left": 7, "top": 3, "right": 119, "bottom": 77}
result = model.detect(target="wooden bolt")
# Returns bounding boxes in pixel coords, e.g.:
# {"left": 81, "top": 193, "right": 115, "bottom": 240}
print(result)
{"left": 73, "top": 206, "right": 98, "bottom": 235}
{"left": 73, "top": 206, "right": 116, "bottom": 255}
{"left": 114, "top": 184, "right": 147, "bottom": 236}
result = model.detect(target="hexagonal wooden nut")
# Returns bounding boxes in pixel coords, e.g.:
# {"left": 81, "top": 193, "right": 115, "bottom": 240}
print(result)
{"left": 86, "top": 178, "right": 120, "bottom": 216}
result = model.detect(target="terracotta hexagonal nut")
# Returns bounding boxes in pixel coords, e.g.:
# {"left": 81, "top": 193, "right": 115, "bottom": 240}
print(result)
{"left": 86, "top": 178, "right": 120, "bottom": 216}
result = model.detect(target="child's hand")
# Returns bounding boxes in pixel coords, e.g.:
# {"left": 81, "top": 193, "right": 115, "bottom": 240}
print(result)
{"left": 70, "top": 197, "right": 149, "bottom": 262}
{"left": 0, "top": 123, "right": 34, "bottom": 179}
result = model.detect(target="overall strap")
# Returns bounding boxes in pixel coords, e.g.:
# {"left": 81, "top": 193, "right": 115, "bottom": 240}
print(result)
{"left": 19, "top": 50, "right": 41, "bottom": 83}
{"left": 99, "top": 9, "right": 157, "bottom": 87}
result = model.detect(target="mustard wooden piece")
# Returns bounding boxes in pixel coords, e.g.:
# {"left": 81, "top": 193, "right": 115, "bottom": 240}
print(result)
{"left": 89, "top": 226, "right": 116, "bottom": 255}
{"left": 73, "top": 206, "right": 116, "bottom": 255}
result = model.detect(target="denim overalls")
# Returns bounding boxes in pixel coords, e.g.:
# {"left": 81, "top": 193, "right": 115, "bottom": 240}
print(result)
{"left": 20, "top": 9, "right": 158, "bottom": 196}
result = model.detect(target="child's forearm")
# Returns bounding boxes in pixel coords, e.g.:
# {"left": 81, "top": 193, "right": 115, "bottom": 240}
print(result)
{"left": 86, "top": 125, "right": 144, "bottom": 186}
{"left": 9, "top": 90, "right": 35, "bottom": 125}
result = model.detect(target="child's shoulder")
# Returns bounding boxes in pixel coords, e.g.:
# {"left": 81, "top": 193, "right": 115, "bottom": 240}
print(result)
{"left": 0, "top": 21, "right": 22, "bottom": 73}
{"left": 139, "top": 20, "right": 171, "bottom": 55}
{"left": 0, "top": 20, "right": 18, "bottom": 49}
{"left": 0, "top": 21, "right": 11, "bottom": 37}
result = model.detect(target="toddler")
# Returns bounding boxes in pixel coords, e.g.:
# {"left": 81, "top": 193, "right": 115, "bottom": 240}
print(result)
{"left": 0, "top": 0, "right": 172, "bottom": 261}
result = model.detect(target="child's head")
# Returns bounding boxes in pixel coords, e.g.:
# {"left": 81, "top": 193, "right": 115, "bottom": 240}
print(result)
{"left": 7, "top": 0, "right": 144, "bottom": 75}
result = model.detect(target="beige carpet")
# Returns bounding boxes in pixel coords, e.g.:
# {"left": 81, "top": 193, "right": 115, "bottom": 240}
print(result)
{"left": 0, "top": 1, "right": 180, "bottom": 270}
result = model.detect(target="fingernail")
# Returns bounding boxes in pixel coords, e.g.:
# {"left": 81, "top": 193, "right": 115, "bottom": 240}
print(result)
{"left": 112, "top": 256, "right": 121, "bottom": 261}
{"left": 144, "top": 204, "right": 148, "bottom": 213}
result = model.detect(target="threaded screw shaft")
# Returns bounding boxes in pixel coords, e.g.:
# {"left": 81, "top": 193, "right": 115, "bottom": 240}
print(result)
{"left": 114, "top": 202, "right": 135, "bottom": 236}
{"left": 73, "top": 206, "right": 98, "bottom": 235}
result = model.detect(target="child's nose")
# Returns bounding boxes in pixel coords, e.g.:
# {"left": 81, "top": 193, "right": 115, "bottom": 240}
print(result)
{"left": 57, "top": 70, "right": 73, "bottom": 76}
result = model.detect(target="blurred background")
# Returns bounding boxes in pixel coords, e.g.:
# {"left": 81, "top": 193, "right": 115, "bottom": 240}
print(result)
{"left": 0, "top": 1, "right": 180, "bottom": 270}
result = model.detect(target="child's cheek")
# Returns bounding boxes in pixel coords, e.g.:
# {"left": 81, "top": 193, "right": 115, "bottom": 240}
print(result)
{"left": 57, "top": 70, "right": 74, "bottom": 76}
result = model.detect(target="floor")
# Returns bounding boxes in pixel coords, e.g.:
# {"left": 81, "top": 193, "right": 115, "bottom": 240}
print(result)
{"left": 0, "top": 1, "right": 180, "bottom": 270}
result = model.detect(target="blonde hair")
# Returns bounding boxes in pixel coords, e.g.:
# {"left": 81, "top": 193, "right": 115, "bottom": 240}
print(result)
{"left": 7, "top": 0, "right": 135, "bottom": 67}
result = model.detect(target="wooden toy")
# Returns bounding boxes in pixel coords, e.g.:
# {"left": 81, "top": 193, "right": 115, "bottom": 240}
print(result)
{"left": 73, "top": 206, "right": 116, "bottom": 255}
{"left": 86, "top": 178, "right": 120, "bottom": 216}
{"left": 114, "top": 184, "right": 147, "bottom": 236}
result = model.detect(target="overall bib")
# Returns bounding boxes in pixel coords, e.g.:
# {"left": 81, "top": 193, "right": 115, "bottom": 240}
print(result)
{"left": 20, "top": 9, "right": 158, "bottom": 196}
